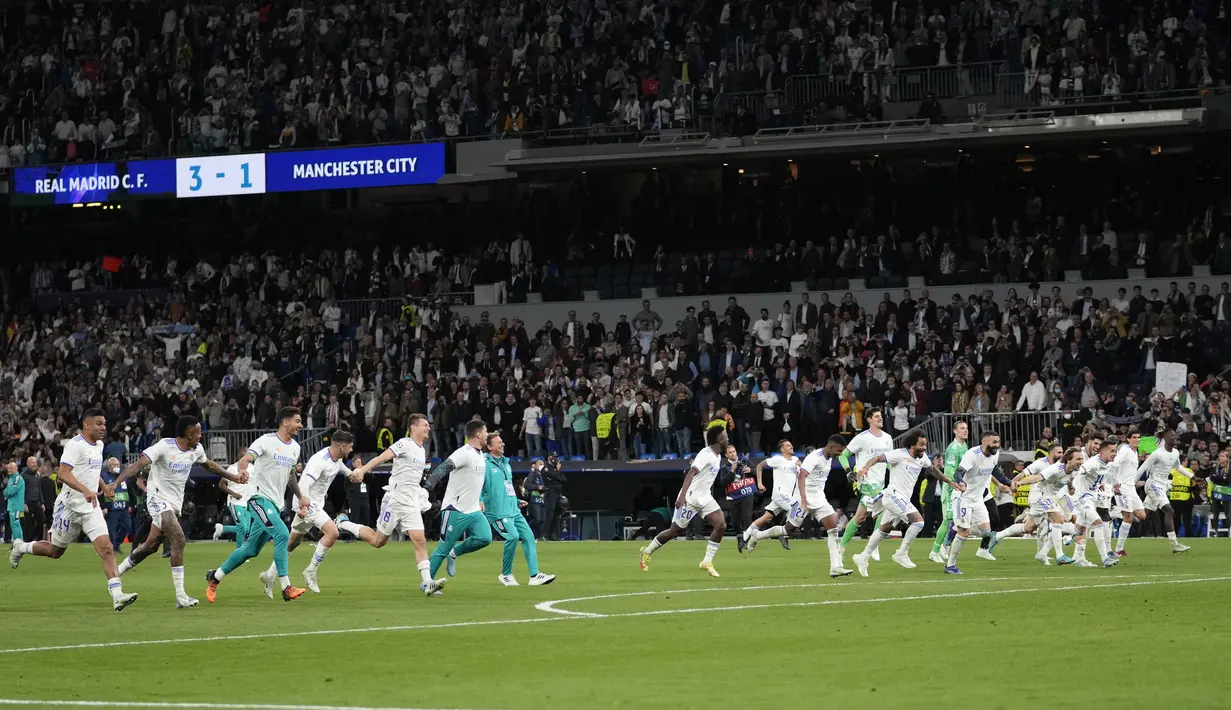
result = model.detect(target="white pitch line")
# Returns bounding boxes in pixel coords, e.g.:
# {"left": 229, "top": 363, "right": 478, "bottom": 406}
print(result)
{"left": 1, "top": 574, "right": 1223, "bottom": 656}
{"left": 0, "top": 702, "right": 485, "bottom": 710}
{"left": 536, "top": 575, "right": 1231, "bottom": 618}
{"left": 532, "top": 573, "right": 1193, "bottom": 616}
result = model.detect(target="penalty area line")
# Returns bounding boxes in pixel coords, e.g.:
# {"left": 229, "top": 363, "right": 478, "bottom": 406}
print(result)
{"left": 0, "top": 701, "right": 493, "bottom": 710}
{"left": 536, "top": 575, "right": 1231, "bottom": 618}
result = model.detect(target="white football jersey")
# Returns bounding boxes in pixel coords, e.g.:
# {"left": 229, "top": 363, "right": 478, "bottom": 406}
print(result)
{"left": 59, "top": 434, "right": 105, "bottom": 512}
{"left": 1074, "top": 456, "right": 1113, "bottom": 499}
{"left": 1036, "top": 460, "right": 1073, "bottom": 498}
{"left": 846, "top": 429, "right": 895, "bottom": 485}
{"left": 245, "top": 432, "right": 302, "bottom": 504}
{"left": 441, "top": 444, "right": 487, "bottom": 513}
{"left": 765, "top": 454, "right": 801, "bottom": 499}
{"left": 301, "top": 446, "right": 351, "bottom": 508}
{"left": 956, "top": 446, "right": 1001, "bottom": 503}
{"left": 686, "top": 446, "right": 724, "bottom": 498}
{"left": 1114, "top": 444, "right": 1141, "bottom": 488}
{"left": 142, "top": 437, "right": 208, "bottom": 509}
{"left": 883, "top": 448, "right": 932, "bottom": 497}
{"left": 1137, "top": 445, "right": 1181, "bottom": 484}
{"left": 387, "top": 437, "right": 428, "bottom": 495}
{"left": 224, "top": 464, "right": 254, "bottom": 506}
{"left": 799, "top": 450, "right": 834, "bottom": 502}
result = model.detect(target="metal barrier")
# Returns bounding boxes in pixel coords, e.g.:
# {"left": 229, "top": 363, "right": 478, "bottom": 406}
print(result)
{"left": 785, "top": 62, "right": 1007, "bottom": 107}
{"left": 894, "top": 411, "right": 1069, "bottom": 453}
{"left": 994, "top": 76, "right": 1215, "bottom": 111}
{"left": 122, "top": 428, "right": 328, "bottom": 469}
{"left": 334, "top": 292, "right": 474, "bottom": 328}
{"left": 715, "top": 90, "right": 785, "bottom": 124}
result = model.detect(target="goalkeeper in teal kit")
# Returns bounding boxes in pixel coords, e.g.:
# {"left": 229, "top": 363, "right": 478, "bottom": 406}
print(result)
{"left": 473, "top": 433, "right": 556, "bottom": 587}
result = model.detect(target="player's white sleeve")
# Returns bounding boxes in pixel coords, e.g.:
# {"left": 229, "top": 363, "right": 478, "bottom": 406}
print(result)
{"left": 389, "top": 438, "right": 409, "bottom": 458}
{"left": 957, "top": 448, "right": 977, "bottom": 473}
{"left": 193, "top": 444, "right": 208, "bottom": 464}
{"left": 246, "top": 435, "right": 268, "bottom": 461}
{"left": 300, "top": 459, "right": 322, "bottom": 487}
{"left": 1135, "top": 450, "right": 1159, "bottom": 477}
{"left": 140, "top": 438, "right": 167, "bottom": 466}
{"left": 800, "top": 451, "right": 823, "bottom": 473}
{"left": 883, "top": 449, "right": 907, "bottom": 466}
{"left": 59, "top": 438, "right": 84, "bottom": 470}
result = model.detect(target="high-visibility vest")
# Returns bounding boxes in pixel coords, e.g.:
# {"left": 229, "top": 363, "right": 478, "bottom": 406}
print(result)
{"left": 376, "top": 428, "right": 394, "bottom": 452}
{"left": 1013, "top": 484, "right": 1032, "bottom": 507}
{"left": 595, "top": 412, "right": 614, "bottom": 439}
{"left": 1169, "top": 468, "right": 1193, "bottom": 501}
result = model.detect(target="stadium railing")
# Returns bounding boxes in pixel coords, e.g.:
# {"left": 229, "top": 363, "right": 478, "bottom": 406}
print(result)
{"left": 894, "top": 410, "right": 1069, "bottom": 453}
{"left": 124, "top": 427, "right": 328, "bottom": 468}
{"left": 785, "top": 61, "right": 1008, "bottom": 107}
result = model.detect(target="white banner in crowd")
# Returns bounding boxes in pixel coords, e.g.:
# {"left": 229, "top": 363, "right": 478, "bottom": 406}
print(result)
{"left": 1155, "top": 362, "right": 1189, "bottom": 396}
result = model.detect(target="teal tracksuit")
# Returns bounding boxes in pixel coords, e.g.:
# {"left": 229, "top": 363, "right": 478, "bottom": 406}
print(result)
{"left": 4, "top": 474, "right": 24, "bottom": 541}
{"left": 478, "top": 454, "right": 540, "bottom": 577}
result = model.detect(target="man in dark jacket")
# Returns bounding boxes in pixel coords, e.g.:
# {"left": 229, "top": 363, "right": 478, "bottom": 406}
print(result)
{"left": 540, "top": 453, "right": 567, "bottom": 541}
{"left": 20, "top": 457, "right": 42, "bottom": 541}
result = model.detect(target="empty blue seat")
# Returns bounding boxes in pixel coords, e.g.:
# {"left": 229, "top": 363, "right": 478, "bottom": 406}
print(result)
{"left": 662, "top": 453, "right": 679, "bottom": 460}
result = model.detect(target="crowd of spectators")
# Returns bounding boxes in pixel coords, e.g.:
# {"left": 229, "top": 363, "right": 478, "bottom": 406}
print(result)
{"left": 3, "top": 0, "right": 1227, "bottom": 168}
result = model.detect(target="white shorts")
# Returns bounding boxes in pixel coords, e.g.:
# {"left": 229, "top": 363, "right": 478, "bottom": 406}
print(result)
{"left": 764, "top": 495, "right": 797, "bottom": 516}
{"left": 952, "top": 496, "right": 990, "bottom": 530}
{"left": 787, "top": 498, "right": 837, "bottom": 527}
{"left": 1028, "top": 493, "right": 1073, "bottom": 521}
{"left": 1076, "top": 498, "right": 1103, "bottom": 528}
{"left": 867, "top": 490, "right": 917, "bottom": 524}
{"left": 1142, "top": 481, "right": 1171, "bottom": 511}
{"left": 672, "top": 490, "right": 720, "bottom": 528}
{"left": 376, "top": 487, "right": 431, "bottom": 536}
{"left": 291, "top": 504, "right": 334, "bottom": 535}
{"left": 146, "top": 491, "right": 182, "bottom": 520}
{"left": 1114, "top": 488, "right": 1145, "bottom": 514}
{"left": 49, "top": 500, "right": 109, "bottom": 548}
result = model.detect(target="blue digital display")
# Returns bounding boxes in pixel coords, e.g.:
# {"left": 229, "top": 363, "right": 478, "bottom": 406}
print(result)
{"left": 11, "top": 159, "right": 177, "bottom": 204}
{"left": 264, "top": 143, "right": 445, "bottom": 193}
{"left": 8, "top": 143, "right": 447, "bottom": 205}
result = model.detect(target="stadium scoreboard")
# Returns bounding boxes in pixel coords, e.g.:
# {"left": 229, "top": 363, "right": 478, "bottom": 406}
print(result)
{"left": 10, "top": 143, "right": 445, "bottom": 206}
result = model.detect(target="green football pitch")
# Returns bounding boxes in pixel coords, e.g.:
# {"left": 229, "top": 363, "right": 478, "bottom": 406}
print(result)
{"left": 2, "top": 538, "right": 1229, "bottom": 710}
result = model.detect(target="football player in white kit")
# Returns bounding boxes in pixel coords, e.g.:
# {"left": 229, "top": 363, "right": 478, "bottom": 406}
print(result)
{"left": 1010, "top": 447, "right": 1084, "bottom": 565}
{"left": 836, "top": 409, "right": 896, "bottom": 565}
{"left": 946, "top": 431, "right": 1013, "bottom": 574}
{"left": 1004, "top": 444, "right": 1069, "bottom": 564}
{"left": 341, "top": 414, "right": 448, "bottom": 596}
{"left": 10, "top": 408, "right": 138, "bottom": 611}
{"left": 639, "top": 427, "right": 728, "bottom": 577}
{"left": 1135, "top": 429, "right": 1192, "bottom": 554}
{"left": 1073, "top": 440, "right": 1121, "bottom": 568}
{"left": 213, "top": 467, "right": 253, "bottom": 546}
{"left": 105, "top": 415, "right": 244, "bottom": 608}
{"left": 737, "top": 440, "right": 800, "bottom": 552}
{"left": 1111, "top": 429, "right": 1146, "bottom": 557}
{"left": 256, "top": 430, "right": 355, "bottom": 597}
{"left": 744, "top": 436, "right": 853, "bottom": 576}
{"left": 851, "top": 432, "right": 965, "bottom": 577}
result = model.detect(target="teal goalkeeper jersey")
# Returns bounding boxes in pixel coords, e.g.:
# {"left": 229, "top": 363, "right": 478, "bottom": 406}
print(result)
{"left": 941, "top": 439, "right": 969, "bottom": 499}
{"left": 480, "top": 455, "right": 520, "bottom": 519}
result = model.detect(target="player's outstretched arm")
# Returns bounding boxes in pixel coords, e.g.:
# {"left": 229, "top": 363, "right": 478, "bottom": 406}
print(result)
{"left": 353, "top": 448, "right": 395, "bottom": 479}
{"left": 856, "top": 453, "right": 886, "bottom": 479}
{"left": 203, "top": 459, "right": 243, "bottom": 483}
{"left": 104, "top": 454, "right": 151, "bottom": 497}
{"left": 284, "top": 469, "right": 310, "bottom": 516}
{"left": 237, "top": 451, "right": 255, "bottom": 479}
{"left": 218, "top": 478, "right": 242, "bottom": 500}
{"left": 425, "top": 458, "right": 456, "bottom": 490}
{"left": 926, "top": 461, "right": 964, "bottom": 491}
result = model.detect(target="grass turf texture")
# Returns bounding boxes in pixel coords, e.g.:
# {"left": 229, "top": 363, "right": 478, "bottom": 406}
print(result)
{"left": 1, "top": 538, "right": 1229, "bottom": 710}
